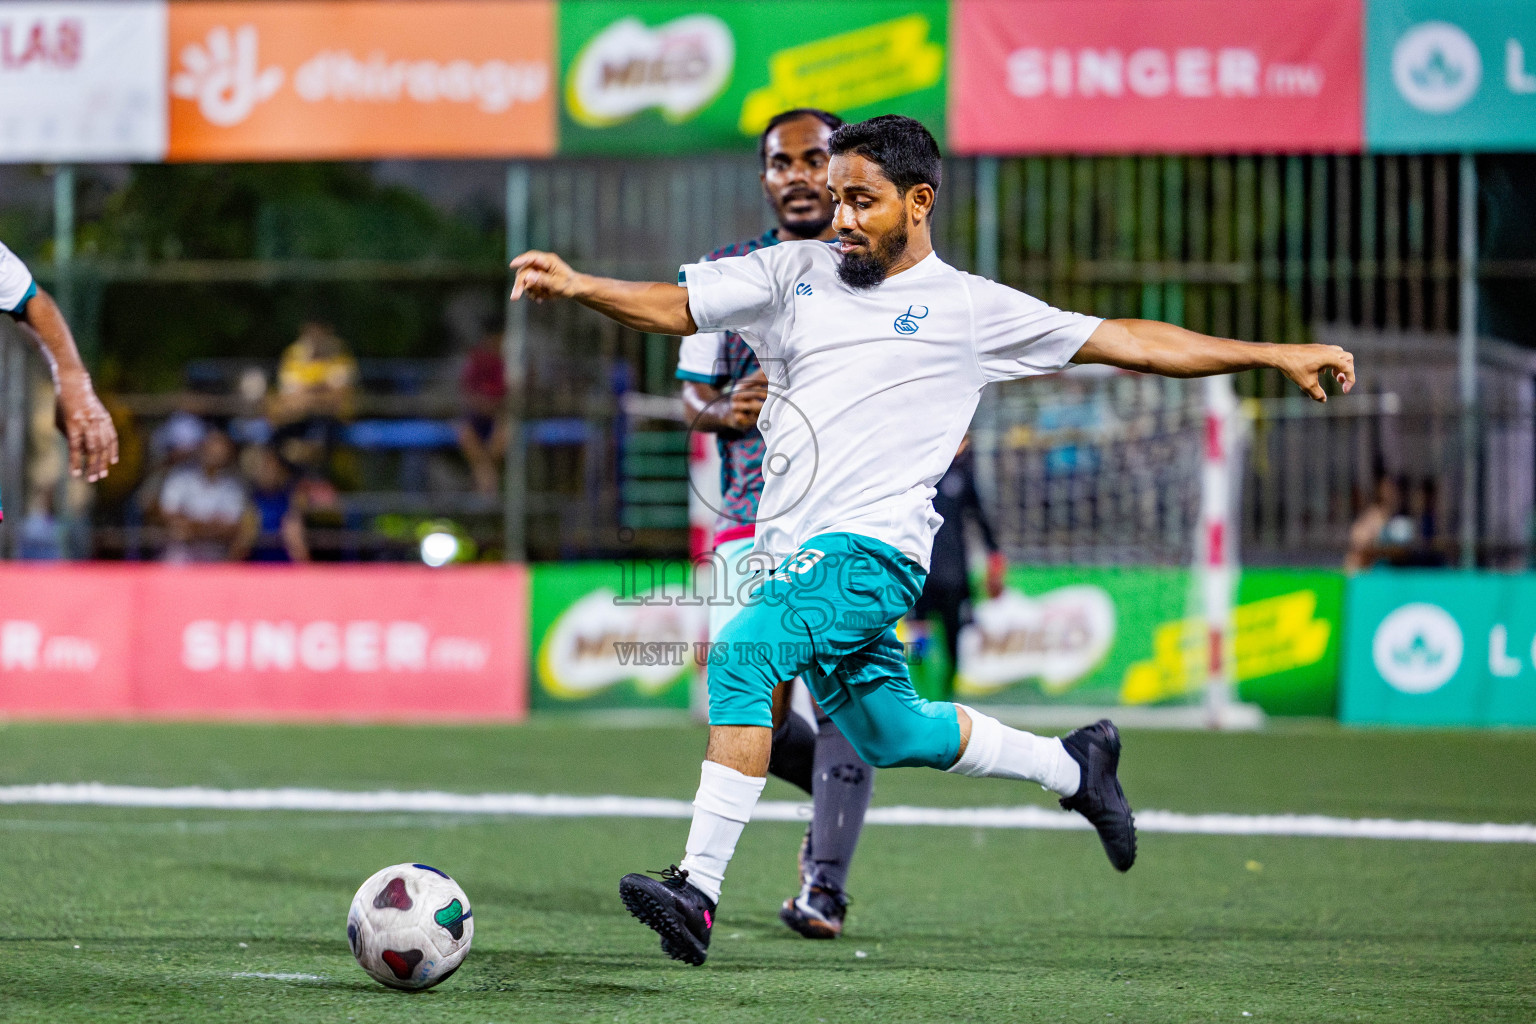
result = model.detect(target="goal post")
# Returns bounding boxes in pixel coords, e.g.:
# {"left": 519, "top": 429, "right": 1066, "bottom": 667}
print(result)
{"left": 1196, "top": 374, "right": 1263, "bottom": 730}
{"left": 957, "top": 367, "right": 1264, "bottom": 730}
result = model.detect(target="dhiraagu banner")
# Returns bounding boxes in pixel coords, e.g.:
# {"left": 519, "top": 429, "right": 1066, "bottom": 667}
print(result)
{"left": 1367, "top": 0, "right": 1536, "bottom": 150}
{"left": 954, "top": 567, "right": 1341, "bottom": 716}
{"left": 557, "top": 0, "right": 948, "bottom": 154}
{"left": 530, "top": 562, "right": 705, "bottom": 712}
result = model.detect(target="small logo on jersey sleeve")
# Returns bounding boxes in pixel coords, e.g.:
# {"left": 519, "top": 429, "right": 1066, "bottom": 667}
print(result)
{"left": 794, "top": 282, "right": 813, "bottom": 296}
{"left": 894, "top": 305, "right": 929, "bottom": 334}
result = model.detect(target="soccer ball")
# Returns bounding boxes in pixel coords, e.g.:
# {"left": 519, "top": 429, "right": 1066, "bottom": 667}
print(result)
{"left": 347, "top": 863, "right": 474, "bottom": 990}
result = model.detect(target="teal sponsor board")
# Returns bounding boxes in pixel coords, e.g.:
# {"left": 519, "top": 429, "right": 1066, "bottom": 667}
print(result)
{"left": 1341, "top": 570, "right": 1536, "bottom": 725}
{"left": 1367, "top": 0, "right": 1536, "bottom": 150}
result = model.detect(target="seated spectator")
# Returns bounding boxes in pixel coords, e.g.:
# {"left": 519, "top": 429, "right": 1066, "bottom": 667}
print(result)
{"left": 1346, "top": 474, "right": 1431, "bottom": 571}
{"left": 238, "top": 444, "right": 309, "bottom": 563}
{"left": 455, "top": 329, "right": 508, "bottom": 495}
{"left": 269, "top": 321, "right": 357, "bottom": 471}
{"left": 159, "top": 428, "right": 246, "bottom": 563}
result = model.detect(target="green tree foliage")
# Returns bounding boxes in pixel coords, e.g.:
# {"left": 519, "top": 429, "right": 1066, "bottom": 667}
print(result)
{"left": 80, "top": 163, "right": 502, "bottom": 390}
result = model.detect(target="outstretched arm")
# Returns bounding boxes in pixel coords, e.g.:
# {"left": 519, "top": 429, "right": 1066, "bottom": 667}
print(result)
{"left": 12, "top": 286, "right": 119, "bottom": 481}
{"left": 1072, "top": 318, "right": 1355, "bottom": 402}
{"left": 511, "top": 250, "right": 696, "bottom": 336}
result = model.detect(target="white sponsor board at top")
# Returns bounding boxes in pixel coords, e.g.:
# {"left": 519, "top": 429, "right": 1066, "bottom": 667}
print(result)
{"left": 0, "top": 1, "right": 167, "bottom": 162}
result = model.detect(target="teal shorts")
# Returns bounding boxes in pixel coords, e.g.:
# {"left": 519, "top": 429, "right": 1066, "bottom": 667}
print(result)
{"left": 707, "top": 532, "right": 961, "bottom": 769}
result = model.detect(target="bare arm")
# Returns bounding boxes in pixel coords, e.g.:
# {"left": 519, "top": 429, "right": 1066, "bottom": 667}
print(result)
{"left": 511, "top": 251, "right": 696, "bottom": 336}
{"left": 12, "top": 287, "right": 119, "bottom": 480}
{"left": 1072, "top": 318, "right": 1356, "bottom": 402}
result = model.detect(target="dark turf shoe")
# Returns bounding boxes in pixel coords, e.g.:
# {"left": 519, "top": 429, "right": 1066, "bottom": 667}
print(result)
{"left": 796, "top": 825, "right": 813, "bottom": 888}
{"left": 618, "top": 866, "right": 715, "bottom": 966}
{"left": 1058, "top": 719, "right": 1137, "bottom": 872}
{"left": 779, "top": 883, "right": 848, "bottom": 939}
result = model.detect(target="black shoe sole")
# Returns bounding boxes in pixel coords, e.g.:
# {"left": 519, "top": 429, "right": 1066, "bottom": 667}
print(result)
{"left": 779, "top": 899, "right": 841, "bottom": 940}
{"left": 618, "top": 876, "right": 709, "bottom": 966}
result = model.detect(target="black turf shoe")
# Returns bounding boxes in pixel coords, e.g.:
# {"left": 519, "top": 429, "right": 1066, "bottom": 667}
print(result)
{"left": 618, "top": 866, "right": 715, "bottom": 966}
{"left": 779, "top": 883, "right": 848, "bottom": 939}
{"left": 796, "top": 825, "right": 813, "bottom": 888}
{"left": 1058, "top": 719, "right": 1138, "bottom": 872}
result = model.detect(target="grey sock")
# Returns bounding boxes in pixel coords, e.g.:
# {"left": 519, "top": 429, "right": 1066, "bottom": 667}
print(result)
{"left": 808, "top": 706, "right": 873, "bottom": 893}
{"left": 768, "top": 710, "right": 816, "bottom": 795}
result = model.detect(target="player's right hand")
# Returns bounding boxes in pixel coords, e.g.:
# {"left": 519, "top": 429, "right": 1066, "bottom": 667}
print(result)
{"left": 55, "top": 370, "right": 119, "bottom": 482}
{"left": 510, "top": 251, "right": 579, "bottom": 302}
{"left": 1277, "top": 343, "right": 1356, "bottom": 403}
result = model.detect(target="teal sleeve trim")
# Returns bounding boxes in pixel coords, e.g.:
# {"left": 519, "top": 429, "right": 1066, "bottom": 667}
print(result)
{"left": 6, "top": 280, "right": 37, "bottom": 316}
{"left": 675, "top": 369, "right": 723, "bottom": 385}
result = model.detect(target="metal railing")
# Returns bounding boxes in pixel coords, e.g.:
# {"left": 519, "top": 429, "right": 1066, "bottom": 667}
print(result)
{"left": 2, "top": 154, "right": 1533, "bottom": 563}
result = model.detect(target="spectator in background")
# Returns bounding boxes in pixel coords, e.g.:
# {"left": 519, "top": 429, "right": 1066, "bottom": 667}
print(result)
{"left": 455, "top": 328, "right": 508, "bottom": 495}
{"left": 269, "top": 321, "right": 357, "bottom": 473}
{"left": 907, "top": 438, "right": 1006, "bottom": 697}
{"left": 238, "top": 444, "right": 309, "bottom": 563}
{"left": 159, "top": 427, "right": 246, "bottom": 563}
{"left": 1346, "top": 473, "right": 1447, "bottom": 571}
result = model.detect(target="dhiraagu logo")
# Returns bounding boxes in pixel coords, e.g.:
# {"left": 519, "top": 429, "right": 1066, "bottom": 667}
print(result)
{"left": 1392, "top": 21, "right": 1482, "bottom": 114}
{"left": 1372, "top": 602, "right": 1463, "bottom": 694}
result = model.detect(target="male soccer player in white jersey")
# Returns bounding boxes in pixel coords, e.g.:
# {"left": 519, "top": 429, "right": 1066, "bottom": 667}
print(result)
{"left": 511, "top": 115, "right": 1356, "bottom": 966}
{"left": 679, "top": 107, "right": 875, "bottom": 940}
{"left": 0, "top": 241, "right": 118, "bottom": 504}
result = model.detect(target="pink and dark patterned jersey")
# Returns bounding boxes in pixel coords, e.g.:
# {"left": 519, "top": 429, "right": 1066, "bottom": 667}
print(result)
{"left": 675, "top": 229, "right": 778, "bottom": 543}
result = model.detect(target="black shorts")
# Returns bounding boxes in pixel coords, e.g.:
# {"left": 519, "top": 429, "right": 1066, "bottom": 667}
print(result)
{"left": 910, "top": 579, "right": 970, "bottom": 619}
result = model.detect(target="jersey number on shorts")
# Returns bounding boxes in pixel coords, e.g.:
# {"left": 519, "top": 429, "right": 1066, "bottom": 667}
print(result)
{"left": 767, "top": 548, "right": 825, "bottom": 582}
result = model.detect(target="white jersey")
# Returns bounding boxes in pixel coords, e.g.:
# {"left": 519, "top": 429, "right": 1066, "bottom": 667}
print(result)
{"left": 676, "top": 329, "right": 727, "bottom": 383}
{"left": 681, "top": 241, "right": 1101, "bottom": 570}
{"left": 0, "top": 242, "right": 37, "bottom": 315}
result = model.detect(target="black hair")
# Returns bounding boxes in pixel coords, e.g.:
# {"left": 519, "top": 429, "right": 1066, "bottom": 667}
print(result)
{"left": 757, "top": 108, "right": 844, "bottom": 169}
{"left": 827, "top": 114, "right": 942, "bottom": 198}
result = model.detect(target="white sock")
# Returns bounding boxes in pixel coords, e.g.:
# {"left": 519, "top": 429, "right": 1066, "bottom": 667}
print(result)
{"left": 676, "top": 760, "right": 766, "bottom": 904}
{"left": 946, "top": 705, "right": 1081, "bottom": 797}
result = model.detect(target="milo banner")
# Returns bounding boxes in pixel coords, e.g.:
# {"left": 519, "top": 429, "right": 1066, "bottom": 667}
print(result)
{"left": 529, "top": 561, "right": 705, "bottom": 712}
{"left": 955, "top": 567, "right": 1342, "bottom": 716}
{"left": 1341, "top": 571, "right": 1536, "bottom": 726}
{"left": 1367, "top": 0, "right": 1536, "bottom": 150}
{"left": 557, "top": 0, "right": 947, "bottom": 155}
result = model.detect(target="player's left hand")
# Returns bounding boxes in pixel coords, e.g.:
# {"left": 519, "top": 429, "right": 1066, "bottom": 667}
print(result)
{"left": 55, "top": 370, "right": 119, "bottom": 482}
{"left": 1276, "top": 343, "right": 1355, "bottom": 403}
{"left": 510, "top": 250, "right": 580, "bottom": 302}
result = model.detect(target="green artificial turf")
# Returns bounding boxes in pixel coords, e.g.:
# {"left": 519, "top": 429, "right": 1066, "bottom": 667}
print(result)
{"left": 0, "top": 721, "right": 1532, "bottom": 1023}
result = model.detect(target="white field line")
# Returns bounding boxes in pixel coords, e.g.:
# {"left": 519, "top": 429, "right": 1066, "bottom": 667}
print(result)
{"left": 1, "top": 783, "right": 1532, "bottom": 844}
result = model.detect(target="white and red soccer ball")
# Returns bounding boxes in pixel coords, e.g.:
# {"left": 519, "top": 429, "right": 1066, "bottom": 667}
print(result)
{"left": 347, "top": 863, "right": 474, "bottom": 990}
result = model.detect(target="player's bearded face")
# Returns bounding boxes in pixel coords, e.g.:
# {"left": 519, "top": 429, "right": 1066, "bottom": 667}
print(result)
{"left": 836, "top": 220, "right": 908, "bottom": 290}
